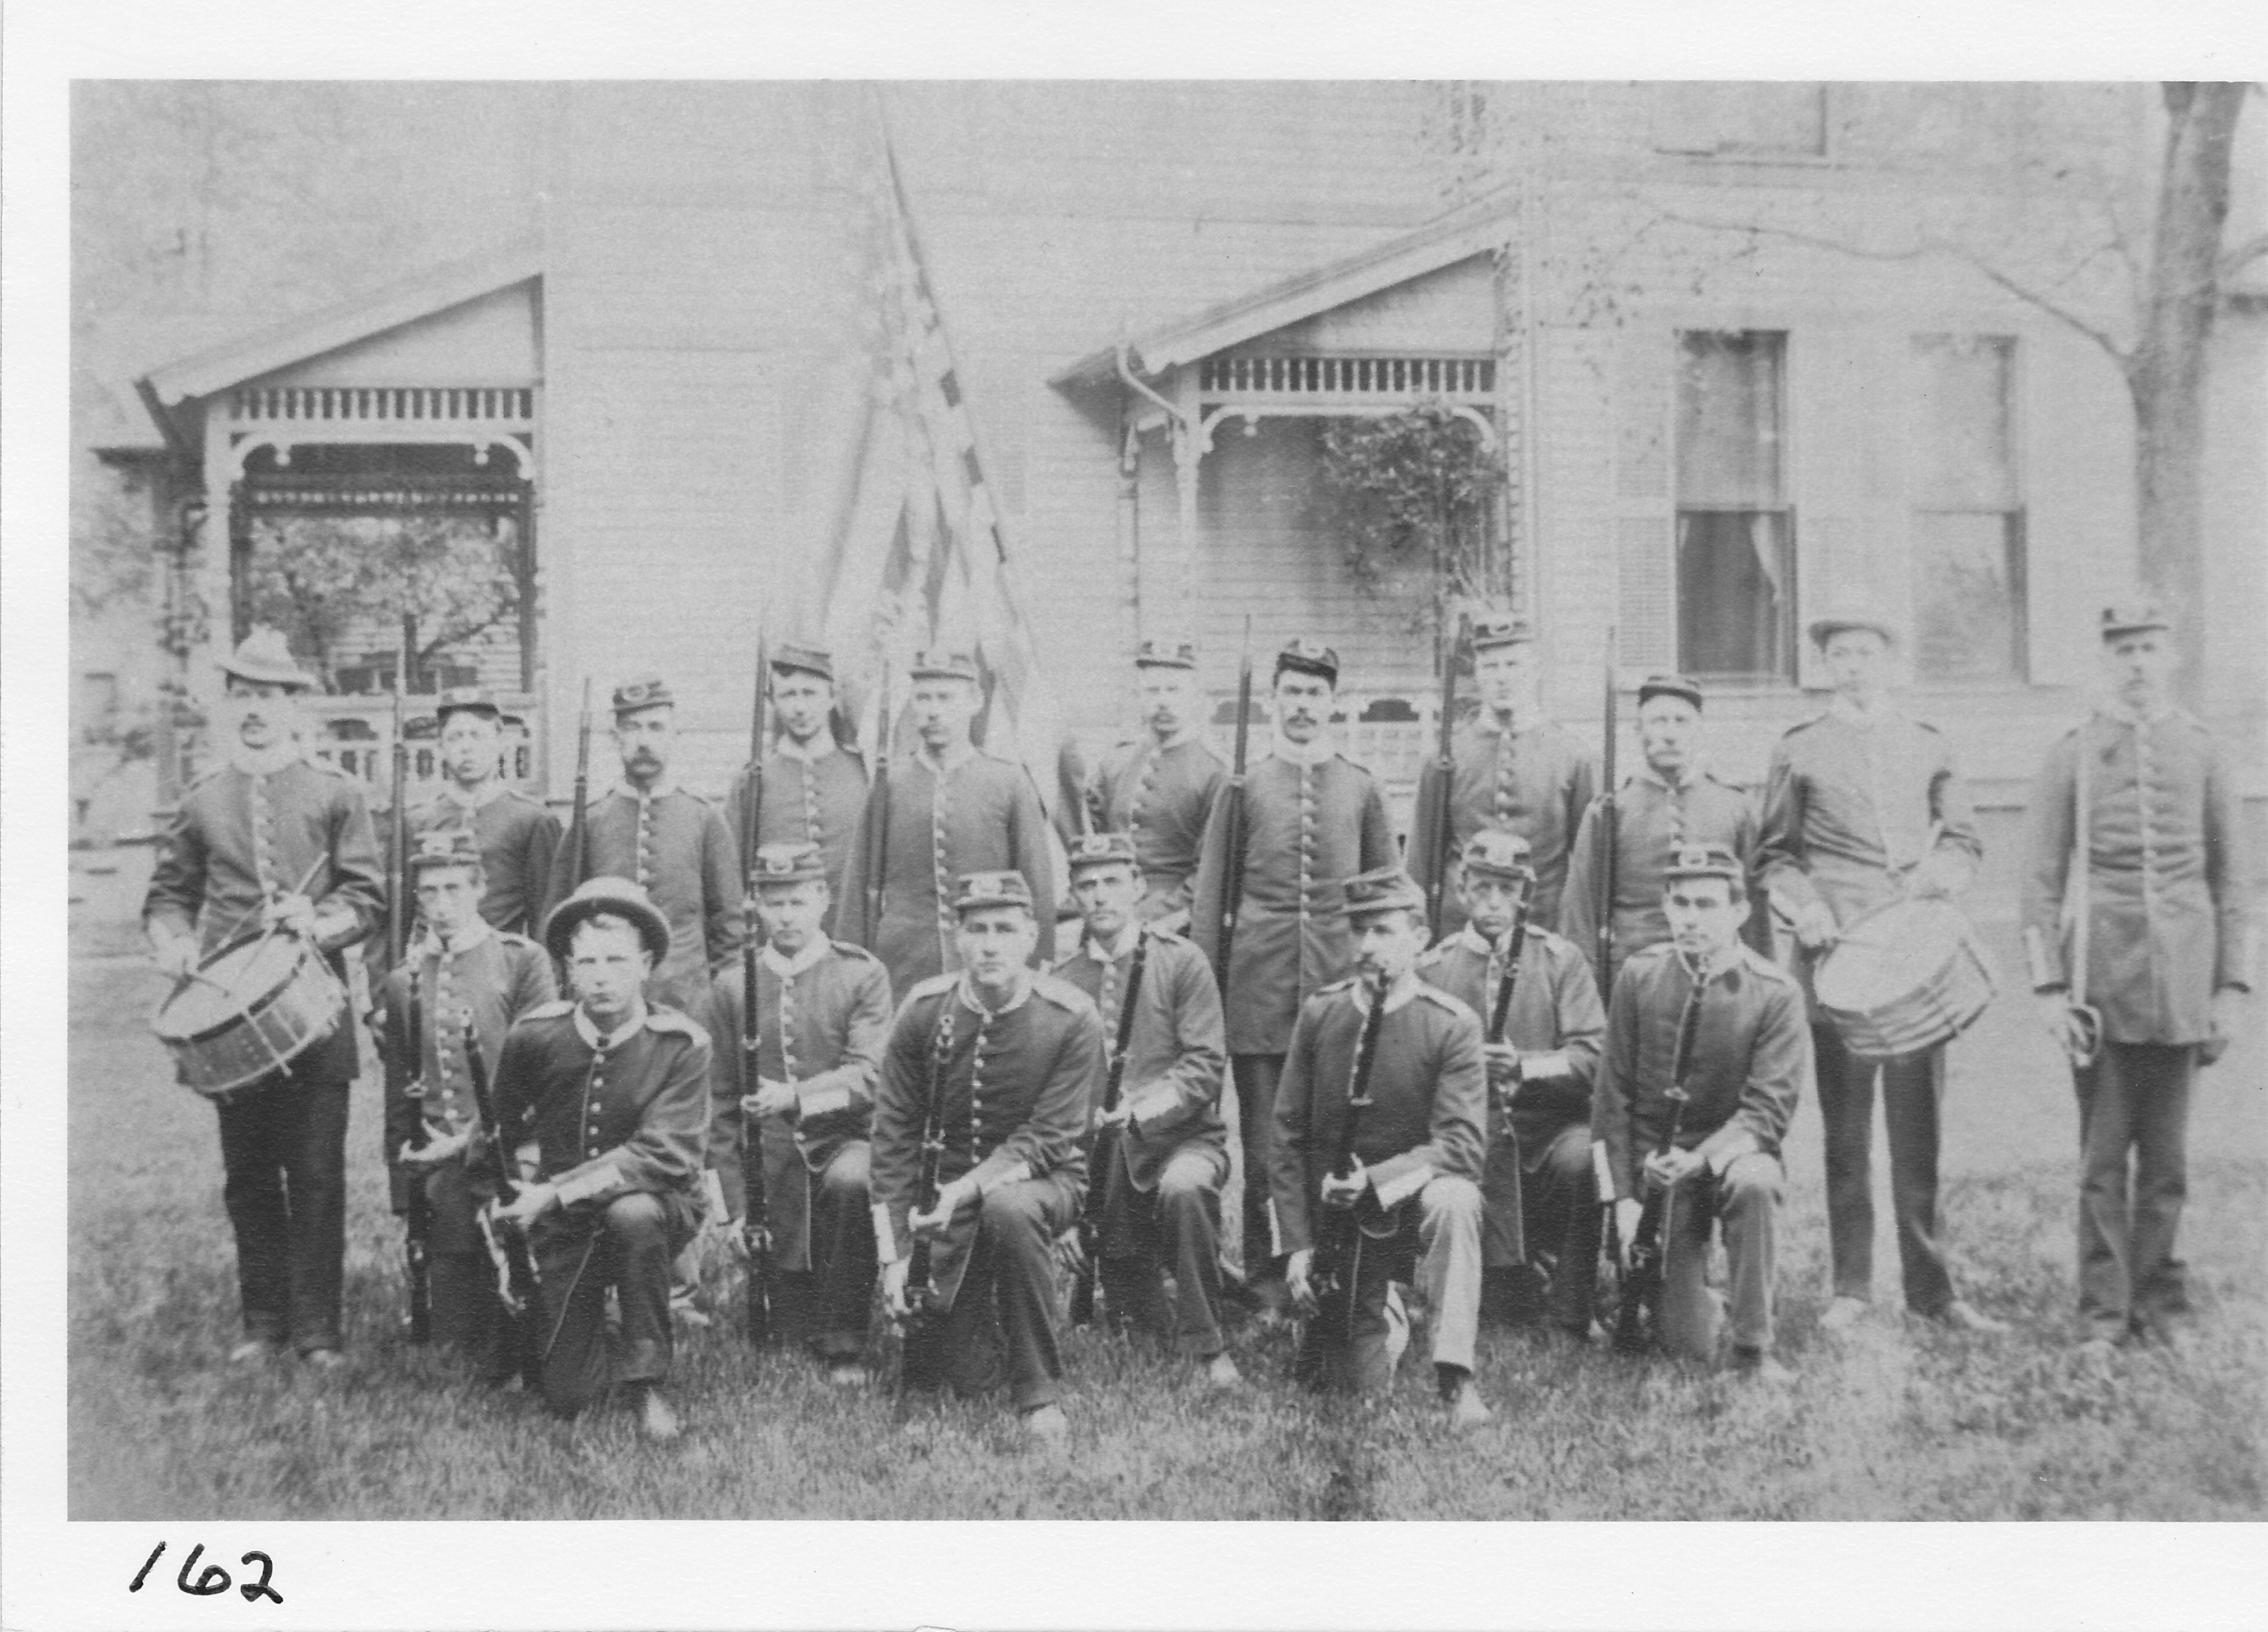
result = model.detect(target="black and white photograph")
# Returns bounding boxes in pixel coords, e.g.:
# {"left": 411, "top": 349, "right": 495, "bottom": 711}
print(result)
{"left": 6, "top": 3, "right": 2267, "bottom": 1625}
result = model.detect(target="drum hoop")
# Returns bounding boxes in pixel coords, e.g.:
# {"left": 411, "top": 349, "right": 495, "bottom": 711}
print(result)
{"left": 156, "top": 930, "right": 338, "bottom": 1048}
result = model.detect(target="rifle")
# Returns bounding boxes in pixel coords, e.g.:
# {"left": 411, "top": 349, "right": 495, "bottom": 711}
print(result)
{"left": 887, "top": 1001, "right": 956, "bottom": 1394}
{"left": 399, "top": 962, "right": 433, "bottom": 1343}
{"left": 1592, "top": 629, "right": 1621, "bottom": 1000}
{"left": 1294, "top": 971, "right": 1391, "bottom": 1388}
{"left": 463, "top": 1009, "right": 546, "bottom": 1391}
{"left": 1212, "top": 616, "right": 1254, "bottom": 1002}
{"left": 387, "top": 680, "right": 411, "bottom": 967}
{"left": 1422, "top": 617, "right": 1463, "bottom": 942}
{"left": 862, "top": 667, "right": 895, "bottom": 940}
{"left": 1611, "top": 972, "right": 1704, "bottom": 1355}
{"left": 738, "top": 643, "right": 775, "bottom": 1344}
{"left": 1069, "top": 927, "right": 1149, "bottom": 1327}
{"left": 565, "top": 677, "right": 594, "bottom": 896}
{"left": 1483, "top": 879, "right": 1535, "bottom": 1234}
{"left": 743, "top": 639, "right": 769, "bottom": 884}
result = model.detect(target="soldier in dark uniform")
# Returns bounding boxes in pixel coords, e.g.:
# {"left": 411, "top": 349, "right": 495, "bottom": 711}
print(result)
{"left": 723, "top": 645, "right": 870, "bottom": 933}
{"left": 1272, "top": 868, "right": 1491, "bottom": 1426}
{"left": 1417, "top": 831, "right": 1607, "bottom": 1339}
{"left": 1592, "top": 845, "right": 1811, "bottom": 1380}
{"left": 838, "top": 650, "right": 1058, "bottom": 997}
{"left": 1189, "top": 638, "right": 1396, "bottom": 1312}
{"left": 701, "top": 842, "right": 893, "bottom": 1383}
{"left": 545, "top": 674, "right": 743, "bottom": 1014}
{"left": 1756, "top": 613, "right": 2002, "bottom": 1336}
{"left": 1053, "top": 833, "right": 1239, "bottom": 1387}
{"left": 2021, "top": 605, "right": 2255, "bottom": 1362}
{"left": 1560, "top": 673, "right": 1768, "bottom": 973}
{"left": 376, "top": 831, "right": 558, "bottom": 1377}
{"left": 144, "top": 628, "right": 386, "bottom": 1366}
{"left": 402, "top": 686, "right": 560, "bottom": 939}
{"left": 872, "top": 871, "right": 1105, "bottom": 1447}
{"left": 486, "top": 877, "right": 711, "bottom": 1440}
{"left": 1407, "top": 614, "right": 1597, "bottom": 937}
{"left": 1084, "top": 636, "right": 1227, "bottom": 932}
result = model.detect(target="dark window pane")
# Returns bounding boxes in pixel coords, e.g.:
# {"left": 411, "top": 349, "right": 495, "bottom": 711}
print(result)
{"left": 1914, "top": 512, "right": 2027, "bottom": 680}
{"left": 1677, "top": 332, "right": 1784, "bottom": 505}
{"left": 1912, "top": 335, "right": 2016, "bottom": 509}
{"left": 1677, "top": 510, "right": 1796, "bottom": 681}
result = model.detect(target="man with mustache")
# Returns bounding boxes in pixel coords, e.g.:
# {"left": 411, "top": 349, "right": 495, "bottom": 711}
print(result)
{"left": 723, "top": 645, "right": 869, "bottom": 935}
{"left": 143, "top": 628, "right": 385, "bottom": 1367}
{"left": 1083, "top": 636, "right": 1226, "bottom": 933}
{"left": 1190, "top": 638, "right": 1396, "bottom": 1317}
{"left": 397, "top": 686, "right": 559, "bottom": 943}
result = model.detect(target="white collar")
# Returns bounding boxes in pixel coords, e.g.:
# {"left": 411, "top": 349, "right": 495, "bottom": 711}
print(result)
{"left": 774, "top": 731, "right": 839, "bottom": 764}
{"left": 1083, "top": 925, "right": 1141, "bottom": 963}
{"left": 1456, "top": 922, "right": 1498, "bottom": 956}
{"left": 228, "top": 739, "right": 306, "bottom": 778}
{"left": 574, "top": 1004, "right": 646, "bottom": 1051}
{"left": 611, "top": 778, "right": 681, "bottom": 801}
{"left": 1267, "top": 732, "right": 1335, "bottom": 769}
{"left": 957, "top": 973, "right": 1033, "bottom": 1017}
{"left": 1678, "top": 943, "right": 1743, "bottom": 985}
{"left": 761, "top": 938, "right": 831, "bottom": 979}
{"left": 1351, "top": 972, "right": 1424, "bottom": 1014}
{"left": 430, "top": 920, "right": 494, "bottom": 956}
{"left": 441, "top": 777, "right": 505, "bottom": 809}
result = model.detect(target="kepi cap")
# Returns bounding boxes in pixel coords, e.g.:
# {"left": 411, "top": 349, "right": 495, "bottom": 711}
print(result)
{"left": 952, "top": 870, "right": 1035, "bottom": 915}
{"left": 1806, "top": 611, "right": 1898, "bottom": 649}
{"left": 1274, "top": 638, "right": 1340, "bottom": 686}
{"left": 219, "top": 627, "right": 317, "bottom": 691}
{"left": 1343, "top": 866, "right": 1427, "bottom": 921}
{"left": 2099, "top": 602, "right": 2172, "bottom": 641}
{"left": 1135, "top": 636, "right": 1197, "bottom": 670}
{"left": 611, "top": 674, "right": 676, "bottom": 716}
{"left": 1468, "top": 614, "right": 1535, "bottom": 652}
{"left": 543, "top": 875, "right": 672, "bottom": 963}
{"left": 911, "top": 649, "right": 980, "bottom": 684}
{"left": 1663, "top": 843, "right": 1744, "bottom": 887}
{"left": 749, "top": 841, "right": 829, "bottom": 889}
{"left": 435, "top": 685, "right": 503, "bottom": 725}
{"left": 407, "top": 830, "right": 484, "bottom": 875}
{"left": 1637, "top": 673, "right": 1704, "bottom": 711}
{"left": 770, "top": 644, "right": 835, "bottom": 683}
{"left": 1460, "top": 829, "right": 1536, "bottom": 883}
{"left": 1065, "top": 832, "right": 1139, "bottom": 875}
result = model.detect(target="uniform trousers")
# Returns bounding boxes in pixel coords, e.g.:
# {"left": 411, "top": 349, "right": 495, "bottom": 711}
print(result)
{"left": 929, "top": 1172, "right": 1082, "bottom": 1411}
{"left": 1813, "top": 1026, "right": 1956, "bottom": 1314}
{"left": 766, "top": 1143, "right": 877, "bottom": 1361}
{"left": 533, "top": 1190, "right": 699, "bottom": 1417}
{"left": 408, "top": 1156, "right": 509, "bottom": 1378}
{"left": 1097, "top": 1142, "right": 1232, "bottom": 1359}
{"left": 1230, "top": 1053, "right": 1285, "bottom": 1280}
{"left": 215, "top": 1063, "right": 353, "bottom": 1353}
{"left": 1308, "top": 1174, "right": 1482, "bottom": 1395}
{"left": 2072, "top": 1041, "right": 2196, "bottom": 1341}
{"left": 1498, "top": 1122, "right": 1603, "bottom": 1336}
{"left": 1656, "top": 1152, "right": 1782, "bottom": 1360}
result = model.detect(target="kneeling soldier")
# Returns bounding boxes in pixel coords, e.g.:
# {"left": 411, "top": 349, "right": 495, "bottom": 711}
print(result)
{"left": 703, "top": 842, "right": 893, "bottom": 1383}
{"left": 1592, "top": 845, "right": 1811, "bottom": 1379}
{"left": 873, "top": 872, "right": 1107, "bottom": 1447}
{"left": 1273, "top": 868, "right": 1491, "bottom": 1426}
{"left": 378, "top": 832, "right": 557, "bottom": 1377}
{"left": 486, "top": 877, "right": 711, "bottom": 1439}
{"left": 1417, "top": 831, "right": 1606, "bottom": 1339}
{"left": 1053, "top": 833, "right": 1239, "bottom": 1387}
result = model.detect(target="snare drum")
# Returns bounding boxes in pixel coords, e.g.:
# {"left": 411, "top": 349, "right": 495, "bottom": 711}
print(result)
{"left": 1813, "top": 899, "right": 1999, "bottom": 1061}
{"left": 152, "top": 930, "right": 347, "bottom": 1098}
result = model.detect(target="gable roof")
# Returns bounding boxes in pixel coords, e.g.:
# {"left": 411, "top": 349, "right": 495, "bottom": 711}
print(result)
{"left": 1052, "top": 189, "right": 1517, "bottom": 388}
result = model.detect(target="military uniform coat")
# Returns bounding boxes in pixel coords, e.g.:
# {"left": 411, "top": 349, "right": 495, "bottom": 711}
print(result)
{"left": 724, "top": 740, "right": 870, "bottom": 926}
{"left": 836, "top": 747, "right": 1058, "bottom": 995}
{"left": 1416, "top": 924, "right": 1607, "bottom": 1164}
{"left": 375, "top": 924, "right": 558, "bottom": 1210}
{"left": 1085, "top": 735, "right": 1229, "bottom": 927}
{"left": 1268, "top": 976, "right": 1488, "bottom": 1258}
{"left": 1051, "top": 929, "right": 1230, "bottom": 1190}
{"left": 699, "top": 939, "right": 893, "bottom": 1269}
{"left": 1188, "top": 749, "right": 1397, "bottom": 1055}
{"left": 870, "top": 972, "right": 1104, "bottom": 1308}
{"left": 2020, "top": 707, "right": 2254, "bottom": 1045}
{"left": 1407, "top": 716, "right": 1597, "bottom": 935}
{"left": 1592, "top": 943, "right": 1812, "bottom": 1202}
{"left": 1559, "top": 765, "right": 1769, "bottom": 970}
{"left": 547, "top": 784, "right": 744, "bottom": 1010}
{"left": 144, "top": 753, "right": 386, "bottom": 1083}
{"left": 405, "top": 784, "right": 561, "bottom": 938}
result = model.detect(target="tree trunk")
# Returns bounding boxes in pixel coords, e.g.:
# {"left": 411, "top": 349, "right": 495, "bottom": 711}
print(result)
{"left": 2129, "top": 82, "right": 2248, "bottom": 706}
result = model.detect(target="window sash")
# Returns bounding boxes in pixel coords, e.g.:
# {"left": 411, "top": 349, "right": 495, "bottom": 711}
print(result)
{"left": 1676, "top": 331, "right": 1786, "bottom": 507}
{"left": 1676, "top": 508, "right": 1798, "bottom": 683}
{"left": 1912, "top": 509, "right": 2028, "bottom": 681}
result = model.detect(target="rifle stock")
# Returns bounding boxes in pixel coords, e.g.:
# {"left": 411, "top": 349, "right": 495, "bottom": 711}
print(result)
{"left": 1070, "top": 928, "right": 1149, "bottom": 1327}
{"left": 1295, "top": 971, "right": 1390, "bottom": 1387}
{"left": 464, "top": 1010, "right": 546, "bottom": 1390}
{"left": 401, "top": 965, "right": 433, "bottom": 1343}
{"left": 1593, "top": 630, "right": 1620, "bottom": 1000}
{"left": 741, "top": 643, "right": 774, "bottom": 1344}
{"left": 889, "top": 1002, "right": 955, "bottom": 1394}
{"left": 1485, "top": 884, "right": 1534, "bottom": 1195}
{"left": 1612, "top": 975, "right": 1703, "bottom": 1355}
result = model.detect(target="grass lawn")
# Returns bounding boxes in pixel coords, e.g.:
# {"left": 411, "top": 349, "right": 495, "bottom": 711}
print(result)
{"left": 66, "top": 849, "right": 2267, "bottom": 1519}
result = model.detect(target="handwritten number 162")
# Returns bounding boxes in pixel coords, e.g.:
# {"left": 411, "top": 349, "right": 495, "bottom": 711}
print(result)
{"left": 129, "top": 1542, "right": 282, "bottom": 1604}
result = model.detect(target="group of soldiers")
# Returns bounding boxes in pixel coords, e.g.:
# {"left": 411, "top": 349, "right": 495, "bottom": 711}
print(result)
{"left": 143, "top": 599, "right": 2253, "bottom": 1448}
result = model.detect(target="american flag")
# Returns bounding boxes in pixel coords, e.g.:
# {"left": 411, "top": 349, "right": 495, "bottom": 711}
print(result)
{"left": 807, "top": 92, "right": 1067, "bottom": 820}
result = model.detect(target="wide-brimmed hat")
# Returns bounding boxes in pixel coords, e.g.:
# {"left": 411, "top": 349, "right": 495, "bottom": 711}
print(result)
{"left": 1806, "top": 612, "right": 1899, "bottom": 649}
{"left": 543, "top": 875, "right": 671, "bottom": 963}
{"left": 218, "top": 627, "right": 317, "bottom": 691}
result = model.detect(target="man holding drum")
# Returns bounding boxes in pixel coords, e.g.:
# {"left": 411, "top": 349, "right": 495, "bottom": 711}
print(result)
{"left": 1756, "top": 613, "right": 2003, "bottom": 1337}
{"left": 144, "top": 628, "right": 386, "bottom": 1367}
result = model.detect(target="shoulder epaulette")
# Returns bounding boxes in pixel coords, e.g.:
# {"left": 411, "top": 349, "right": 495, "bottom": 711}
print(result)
{"left": 645, "top": 1007, "right": 709, "bottom": 1042}
{"left": 498, "top": 930, "right": 541, "bottom": 951}
{"left": 829, "top": 938, "right": 881, "bottom": 963}
{"left": 307, "top": 756, "right": 354, "bottom": 779}
{"left": 1413, "top": 983, "right": 1479, "bottom": 1024}
{"left": 1031, "top": 971, "right": 1100, "bottom": 1017}
{"left": 498, "top": 786, "right": 542, "bottom": 806}
{"left": 1739, "top": 946, "right": 1799, "bottom": 986}
{"left": 1626, "top": 941, "right": 1678, "bottom": 972}
{"left": 522, "top": 999, "right": 576, "bottom": 1020}
{"left": 907, "top": 972, "right": 959, "bottom": 1001}
{"left": 1310, "top": 975, "right": 1359, "bottom": 999}
{"left": 1145, "top": 924, "right": 1190, "bottom": 947}
{"left": 1415, "top": 942, "right": 1454, "bottom": 968}
{"left": 1782, "top": 712, "right": 1830, "bottom": 738}
{"left": 1527, "top": 926, "right": 1574, "bottom": 957}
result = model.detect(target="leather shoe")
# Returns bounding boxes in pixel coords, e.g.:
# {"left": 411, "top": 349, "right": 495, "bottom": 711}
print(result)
{"left": 1019, "top": 1403, "right": 1070, "bottom": 1448}
{"left": 1203, "top": 1353, "right": 1244, "bottom": 1390}
{"left": 1934, "top": 1300, "right": 2009, "bottom": 1335}
{"left": 1729, "top": 1347, "right": 1794, "bottom": 1384}
{"left": 635, "top": 1385, "right": 682, "bottom": 1442}
{"left": 229, "top": 1337, "right": 284, "bottom": 1365}
{"left": 1819, "top": 1295, "right": 1870, "bottom": 1334}
{"left": 301, "top": 1347, "right": 346, "bottom": 1370}
{"left": 1444, "top": 1377, "right": 1494, "bottom": 1430}
{"left": 825, "top": 1361, "right": 868, "bottom": 1388}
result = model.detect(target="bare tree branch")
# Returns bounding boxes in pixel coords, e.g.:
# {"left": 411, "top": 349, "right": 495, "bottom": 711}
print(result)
{"left": 2220, "top": 231, "right": 2268, "bottom": 278}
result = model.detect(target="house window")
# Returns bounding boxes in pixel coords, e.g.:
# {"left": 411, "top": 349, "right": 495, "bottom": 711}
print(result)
{"left": 1654, "top": 84, "right": 1829, "bottom": 159}
{"left": 1911, "top": 335, "right": 2026, "bottom": 681}
{"left": 1676, "top": 331, "right": 1796, "bottom": 682}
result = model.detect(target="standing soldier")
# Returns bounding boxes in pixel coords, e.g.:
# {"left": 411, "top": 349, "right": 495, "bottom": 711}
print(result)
{"left": 838, "top": 650, "right": 1058, "bottom": 996}
{"left": 701, "top": 842, "right": 893, "bottom": 1384}
{"left": 1189, "top": 638, "right": 1397, "bottom": 1315}
{"left": 143, "top": 628, "right": 385, "bottom": 1366}
{"left": 1084, "top": 636, "right": 1227, "bottom": 931}
{"left": 1561, "top": 673, "right": 1767, "bottom": 971}
{"left": 2021, "top": 605, "right": 2254, "bottom": 1362}
{"left": 1406, "top": 615, "right": 1597, "bottom": 938}
{"left": 1053, "top": 833, "right": 1239, "bottom": 1387}
{"left": 1592, "top": 845, "right": 1811, "bottom": 1380}
{"left": 486, "top": 877, "right": 711, "bottom": 1440}
{"left": 1271, "top": 868, "right": 1492, "bottom": 1426}
{"left": 1417, "top": 831, "right": 1607, "bottom": 1338}
{"left": 401, "top": 687, "right": 560, "bottom": 939}
{"left": 377, "top": 832, "right": 558, "bottom": 1378}
{"left": 546, "top": 674, "right": 743, "bottom": 1013}
{"left": 872, "top": 873, "right": 1105, "bottom": 1447}
{"left": 724, "top": 646, "right": 870, "bottom": 930}
{"left": 1756, "top": 613, "right": 2004, "bottom": 1337}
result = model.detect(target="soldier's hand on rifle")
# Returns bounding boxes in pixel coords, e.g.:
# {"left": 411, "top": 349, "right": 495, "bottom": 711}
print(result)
{"left": 910, "top": 1179, "right": 972, "bottom": 1239}
{"left": 1643, "top": 1146, "right": 1703, "bottom": 1190}
{"left": 401, "top": 1128, "right": 470, "bottom": 1169}
{"left": 1096, "top": 1099, "right": 1135, "bottom": 1130}
{"left": 1614, "top": 1198, "right": 1644, "bottom": 1263}
{"left": 1319, "top": 1164, "right": 1368, "bottom": 1212}
{"left": 744, "top": 1078, "right": 800, "bottom": 1120}
{"left": 1481, "top": 1042, "right": 1521, "bottom": 1089}
{"left": 1285, "top": 1248, "right": 1318, "bottom": 1316}
{"left": 882, "top": 1255, "right": 913, "bottom": 1318}
{"left": 495, "top": 1180, "right": 558, "bottom": 1230}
